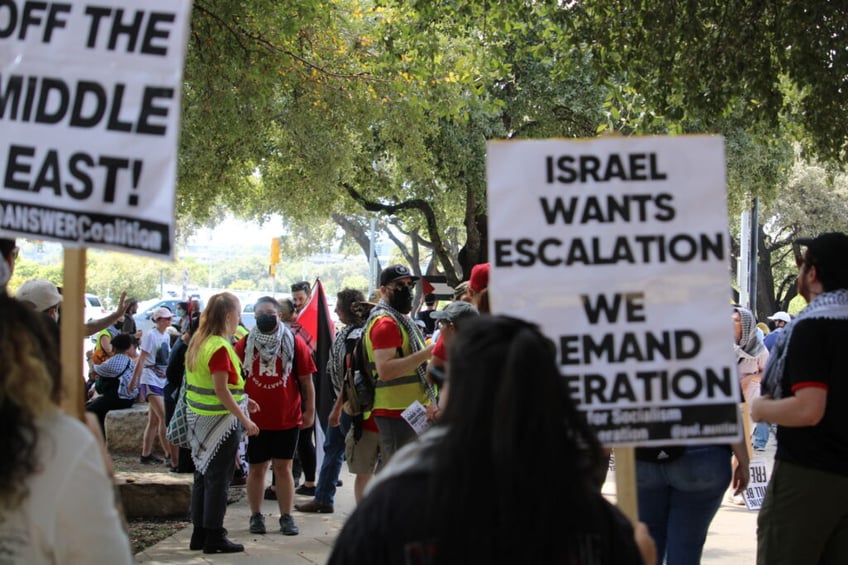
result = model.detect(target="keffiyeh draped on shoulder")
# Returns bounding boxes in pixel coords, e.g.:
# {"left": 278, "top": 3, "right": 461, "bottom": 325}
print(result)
{"left": 761, "top": 289, "right": 848, "bottom": 398}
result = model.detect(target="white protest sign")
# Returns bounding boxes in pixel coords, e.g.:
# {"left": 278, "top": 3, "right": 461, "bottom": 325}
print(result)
{"left": 0, "top": 0, "right": 191, "bottom": 258}
{"left": 743, "top": 458, "right": 770, "bottom": 511}
{"left": 487, "top": 136, "right": 742, "bottom": 446}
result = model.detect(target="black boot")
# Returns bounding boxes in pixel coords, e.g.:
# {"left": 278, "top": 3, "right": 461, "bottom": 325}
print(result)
{"left": 203, "top": 528, "right": 244, "bottom": 554}
{"left": 189, "top": 527, "right": 205, "bottom": 550}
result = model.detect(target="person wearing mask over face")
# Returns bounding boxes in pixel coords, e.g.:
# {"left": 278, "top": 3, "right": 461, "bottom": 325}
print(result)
{"left": 0, "top": 294, "right": 133, "bottom": 564}
{"left": 365, "top": 265, "right": 436, "bottom": 463}
{"left": 184, "top": 292, "right": 260, "bottom": 553}
{"left": 329, "top": 316, "right": 654, "bottom": 565}
{"left": 234, "top": 297, "right": 316, "bottom": 535}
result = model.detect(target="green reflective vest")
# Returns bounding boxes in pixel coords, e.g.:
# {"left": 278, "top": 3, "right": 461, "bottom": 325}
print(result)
{"left": 365, "top": 313, "right": 432, "bottom": 411}
{"left": 185, "top": 335, "right": 245, "bottom": 416}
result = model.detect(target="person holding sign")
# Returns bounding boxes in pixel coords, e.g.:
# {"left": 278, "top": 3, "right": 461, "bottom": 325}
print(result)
{"left": 753, "top": 232, "right": 848, "bottom": 565}
{"left": 0, "top": 294, "right": 132, "bottom": 564}
{"left": 329, "top": 316, "right": 652, "bottom": 564}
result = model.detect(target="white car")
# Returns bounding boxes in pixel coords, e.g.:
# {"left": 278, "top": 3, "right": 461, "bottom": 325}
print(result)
{"left": 84, "top": 293, "right": 107, "bottom": 322}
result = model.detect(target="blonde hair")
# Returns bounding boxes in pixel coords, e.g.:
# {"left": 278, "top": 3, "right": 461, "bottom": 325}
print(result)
{"left": 186, "top": 292, "right": 240, "bottom": 371}
{"left": 0, "top": 295, "right": 60, "bottom": 509}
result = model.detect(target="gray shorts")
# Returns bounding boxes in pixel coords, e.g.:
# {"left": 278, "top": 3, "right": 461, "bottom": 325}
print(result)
{"left": 345, "top": 428, "right": 381, "bottom": 475}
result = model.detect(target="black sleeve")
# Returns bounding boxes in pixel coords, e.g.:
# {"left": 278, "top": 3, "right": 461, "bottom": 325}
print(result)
{"left": 122, "top": 316, "right": 136, "bottom": 334}
{"left": 165, "top": 339, "right": 187, "bottom": 387}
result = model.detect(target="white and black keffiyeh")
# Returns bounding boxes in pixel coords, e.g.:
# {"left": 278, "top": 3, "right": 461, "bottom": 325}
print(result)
{"left": 761, "top": 289, "right": 848, "bottom": 399}
{"left": 243, "top": 323, "right": 294, "bottom": 385}
{"left": 188, "top": 396, "right": 249, "bottom": 474}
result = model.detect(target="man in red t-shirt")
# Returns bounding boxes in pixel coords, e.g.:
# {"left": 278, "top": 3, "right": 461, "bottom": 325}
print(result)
{"left": 234, "top": 297, "right": 316, "bottom": 537}
{"left": 367, "top": 265, "right": 435, "bottom": 462}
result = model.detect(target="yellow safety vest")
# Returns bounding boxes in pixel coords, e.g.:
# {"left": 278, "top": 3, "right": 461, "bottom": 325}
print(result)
{"left": 365, "top": 313, "right": 431, "bottom": 411}
{"left": 94, "top": 327, "right": 116, "bottom": 353}
{"left": 231, "top": 324, "right": 248, "bottom": 344}
{"left": 185, "top": 335, "right": 245, "bottom": 416}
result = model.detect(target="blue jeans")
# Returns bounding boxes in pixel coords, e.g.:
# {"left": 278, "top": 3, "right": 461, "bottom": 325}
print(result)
{"left": 314, "top": 412, "right": 351, "bottom": 505}
{"left": 637, "top": 445, "right": 732, "bottom": 565}
{"left": 752, "top": 422, "right": 769, "bottom": 449}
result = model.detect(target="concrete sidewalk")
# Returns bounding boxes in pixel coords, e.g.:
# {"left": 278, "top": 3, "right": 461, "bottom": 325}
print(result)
{"left": 136, "top": 445, "right": 772, "bottom": 564}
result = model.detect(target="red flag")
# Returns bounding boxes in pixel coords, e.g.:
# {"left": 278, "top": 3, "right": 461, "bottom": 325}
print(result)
{"left": 422, "top": 278, "right": 435, "bottom": 295}
{"left": 296, "top": 279, "right": 335, "bottom": 345}
{"left": 296, "top": 279, "right": 336, "bottom": 430}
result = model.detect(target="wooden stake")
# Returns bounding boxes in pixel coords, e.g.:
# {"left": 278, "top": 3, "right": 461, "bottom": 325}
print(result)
{"left": 614, "top": 446, "right": 639, "bottom": 525}
{"left": 60, "top": 247, "right": 86, "bottom": 420}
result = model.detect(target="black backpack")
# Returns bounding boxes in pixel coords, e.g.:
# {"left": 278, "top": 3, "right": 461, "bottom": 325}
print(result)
{"left": 340, "top": 326, "right": 375, "bottom": 416}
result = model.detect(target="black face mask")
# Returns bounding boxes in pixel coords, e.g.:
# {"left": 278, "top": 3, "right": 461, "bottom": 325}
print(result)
{"left": 255, "top": 313, "right": 278, "bottom": 333}
{"left": 388, "top": 285, "right": 414, "bottom": 314}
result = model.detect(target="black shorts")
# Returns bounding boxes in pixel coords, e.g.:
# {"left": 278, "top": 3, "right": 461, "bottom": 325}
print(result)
{"left": 246, "top": 427, "right": 299, "bottom": 463}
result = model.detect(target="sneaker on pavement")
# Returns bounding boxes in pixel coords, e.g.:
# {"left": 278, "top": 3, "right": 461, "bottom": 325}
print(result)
{"left": 279, "top": 513, "right": 299, "bottom": 536}
{"left": 264, "top": 486, "right": 277, "bottom": 501}
{"left": 249, "top": 512, "right": 266, "bottom": 534}
{"left": 139, "top": 454, "right": 164, "bottom": 465}
{"left": 295, "top": 484, "right": 316, "bottom": 496}
{"left": 295, "top": 500, "right": 334, "bottom": 514}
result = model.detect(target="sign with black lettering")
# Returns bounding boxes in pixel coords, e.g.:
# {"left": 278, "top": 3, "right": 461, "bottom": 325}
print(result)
{"left": 743, "top": 458, "right": 770, "bottom": 511}
{"left": 487, "top": 137, "right": 741, "bottom": 445}
{"left": 0, "top": 0, "right": 191, "bottom": 258}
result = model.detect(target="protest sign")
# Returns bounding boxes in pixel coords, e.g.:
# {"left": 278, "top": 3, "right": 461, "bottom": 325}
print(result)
{"left": 743, "top": 458, "right": 770, "bottom": 511}
{"left": 487, "top": 136, "right": 741, "bottom": 446}
{"left": 1, "top": 0, "right": 191, "bottom": 258}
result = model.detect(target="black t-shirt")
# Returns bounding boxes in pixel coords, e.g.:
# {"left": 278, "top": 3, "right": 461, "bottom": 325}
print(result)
{"left": 416, "top": 309, "right": 436, "bottom": 336}
{"left": 776, "top": 318, "right": 848, "bottom": 476}
{"left": 328, "top": 471, "right": 642, "bottom": 565}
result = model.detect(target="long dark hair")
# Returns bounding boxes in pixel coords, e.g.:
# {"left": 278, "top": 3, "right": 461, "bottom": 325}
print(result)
{"left": 429, "top": 315, "right": 605, "bottom": 562}
{"left": 0, "top": 294, "right": 62, "bottom": 509}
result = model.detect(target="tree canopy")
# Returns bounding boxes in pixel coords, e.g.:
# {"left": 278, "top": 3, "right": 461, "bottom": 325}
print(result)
{"left": 176, "top": 1, "right": 848, "bottom": 290}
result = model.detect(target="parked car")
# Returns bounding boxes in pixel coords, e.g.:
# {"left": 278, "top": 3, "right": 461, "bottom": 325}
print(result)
{"left": 84, "top": 293, "right": 107, "bottom": 322}
{"left": 134, "top": 299, "right": 182, "bottom": 335}
{"left": 241, "top": 302, "right": 256, "bottom": 330}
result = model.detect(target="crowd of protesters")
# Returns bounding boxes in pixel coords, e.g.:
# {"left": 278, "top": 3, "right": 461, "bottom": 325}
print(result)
{"left": 2, "top": 230, "right": 847, "bottom": 563}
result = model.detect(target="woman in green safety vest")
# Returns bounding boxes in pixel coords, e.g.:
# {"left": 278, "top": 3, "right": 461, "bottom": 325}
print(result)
{"left": 184, "top": 292, "right": 260, "bottom": 554}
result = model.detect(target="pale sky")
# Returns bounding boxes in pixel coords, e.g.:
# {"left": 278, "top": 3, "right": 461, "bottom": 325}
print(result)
{"left": 187, "top": 215, "right": 284, "bottom": 248}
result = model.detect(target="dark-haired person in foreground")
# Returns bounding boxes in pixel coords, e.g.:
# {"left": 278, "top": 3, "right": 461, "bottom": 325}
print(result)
{"left": 753, "top": 232, "right": 848, "bottom": 565}
{"left": 0, "top": 294, "right": 132, "bottom": 563}
{"left": 329, "top": 315, "right": 654, "bottom": 565}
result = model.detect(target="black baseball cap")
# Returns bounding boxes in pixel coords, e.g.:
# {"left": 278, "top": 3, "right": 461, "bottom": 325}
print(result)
{"left": 379, "top": 264, "right": 419, "bottom": 286}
